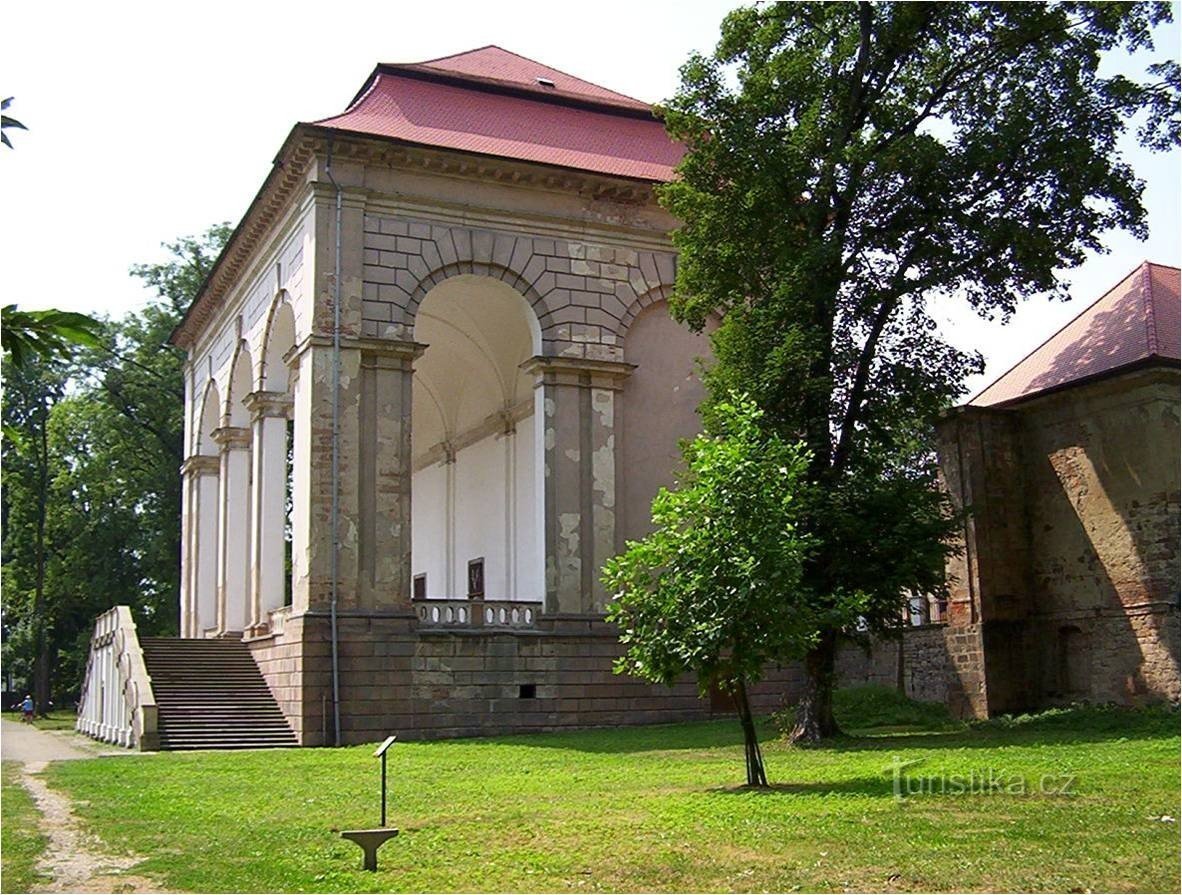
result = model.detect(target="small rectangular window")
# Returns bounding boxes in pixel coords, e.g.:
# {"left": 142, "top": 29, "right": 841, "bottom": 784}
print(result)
{"left": 518, "top": 684, "right": 536, "bottom": 699}
{"left": 467, "top": 558, "right": 485, "bottom": 599}
{"left": 413, "top": 574, "right": 426, "bottom": 601}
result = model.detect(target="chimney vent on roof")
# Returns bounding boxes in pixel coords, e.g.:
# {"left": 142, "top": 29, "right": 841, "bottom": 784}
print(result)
{"left": 535, "top": 76, "right": 556, "bottom": 88}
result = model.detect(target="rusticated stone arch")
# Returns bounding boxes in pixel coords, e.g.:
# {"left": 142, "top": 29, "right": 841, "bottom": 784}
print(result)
{"left": 406, "top": 261, "right": 547, "bottom": 339}
{"left": 620, "top": 283, "right": 675, "bottom": 337}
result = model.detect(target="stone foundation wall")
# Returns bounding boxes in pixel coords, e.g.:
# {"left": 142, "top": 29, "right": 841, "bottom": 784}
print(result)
{"left": 255, "top": 611, "right": 804, "bottom": 746}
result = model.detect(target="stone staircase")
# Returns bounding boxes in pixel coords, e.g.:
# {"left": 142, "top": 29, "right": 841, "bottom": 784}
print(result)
{"left": 138, "top": 637, "right": 297, "bottom": 750}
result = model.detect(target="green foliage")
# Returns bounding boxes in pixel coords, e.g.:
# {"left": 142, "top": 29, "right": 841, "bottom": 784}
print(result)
{"left": 656, "top": 2, "right": 1179, "bottom": 736}
{"left": 24, "top": 708, "right": 1181, "bottom": 892}
{"left": 1, "top": 96, "right": 28, "bottom": 150}
{"left": 605, "top": 395, "right": 821, "bottom": 695}
{"left": 1, "top": 223, "right": 230, "bottom": 703}
{"left": 1, "top": 306, "right": 102, "bottom": 368}
{"left": 832, "top": 684, "right": 956, "bottom": 732}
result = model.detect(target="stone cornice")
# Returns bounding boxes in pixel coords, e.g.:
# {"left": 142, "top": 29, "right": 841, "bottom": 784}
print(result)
{"left": 521, "top": 355, "right": 636, "bottom": 390}
{"left": 303, "top": 126, "right": 660, "bottom": 205}
{"left": 172, "top": 127, "right": 319, "bottom": 351}
{"left": 172, "top": 124, "right": 674, "bottom": 353}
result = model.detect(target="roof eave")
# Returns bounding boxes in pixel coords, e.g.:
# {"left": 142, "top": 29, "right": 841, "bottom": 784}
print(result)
{"left": 969, "top": 354, "right": 1180, "bottom": 411}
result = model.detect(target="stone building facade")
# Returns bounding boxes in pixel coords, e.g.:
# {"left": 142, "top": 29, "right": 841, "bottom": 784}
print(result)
{"left": 172, "top": 47, "right": 1178, "bottom": 743}
{"left": 171, "top": 47, "right": 798, "bottom": 745}
{"left": 840, "top": 263, "right": 1181, "bottom": 717}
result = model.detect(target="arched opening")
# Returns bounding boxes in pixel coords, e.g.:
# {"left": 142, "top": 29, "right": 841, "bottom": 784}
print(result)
{"left": 411, "top": 274, "right": 542, "bottom": 603}
{"left": 217, "top": 345, "right": 254, "bottom": 633}
{"left": 191, "top": 382, "right": 222, "bottom": 636}
{"left": 253, "top": 299, "right": 297, "bottom": 626}
{"left": 1058, "top": 625, "right": 1091, "bottom": 698}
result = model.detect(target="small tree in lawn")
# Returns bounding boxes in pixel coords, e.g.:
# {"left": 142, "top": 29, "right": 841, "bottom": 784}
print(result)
{"left": 604, "top": 394, "right": 838, "bottom": 787}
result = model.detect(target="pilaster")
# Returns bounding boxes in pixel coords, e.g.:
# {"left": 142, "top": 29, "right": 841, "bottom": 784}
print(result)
{"left": 523, "top": 356, "right": 634, "bottom": 615}
{"left": 213, "top": 426, "right": 252, "bottom": 635}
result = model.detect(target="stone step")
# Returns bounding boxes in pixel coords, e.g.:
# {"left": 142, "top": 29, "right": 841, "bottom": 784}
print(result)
{"left": 141, "top": 637, "right": 296, "bottom": 751}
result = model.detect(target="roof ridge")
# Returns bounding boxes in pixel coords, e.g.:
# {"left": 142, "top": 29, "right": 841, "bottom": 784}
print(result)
{"left": 1141, "top": 260, "right": 1160, "bottom": 356}
{"left": 410, "top": 44, "right": 502, "bottom": 67}
{"left": 393, "top": 44, "right": 648, "bottom": 107}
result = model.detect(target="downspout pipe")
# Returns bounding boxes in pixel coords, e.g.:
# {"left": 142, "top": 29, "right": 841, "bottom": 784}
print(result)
{"left": 324, "top": 138, "right": 343, "bottom": 748}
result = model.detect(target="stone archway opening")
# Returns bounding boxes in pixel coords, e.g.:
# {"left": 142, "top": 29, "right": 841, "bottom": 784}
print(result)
{"left": 411, "top": 274, "right": 543, "bottom": 603}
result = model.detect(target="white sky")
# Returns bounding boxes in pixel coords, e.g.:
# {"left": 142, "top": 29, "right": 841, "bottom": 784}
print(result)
{"left": 3, "top": 0, "right": 1179, "bottom": 397}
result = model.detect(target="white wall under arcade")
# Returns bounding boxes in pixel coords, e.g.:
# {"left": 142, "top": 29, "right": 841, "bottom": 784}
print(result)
{"left": 411, "top": 420, "right": 540, "bottom": 601}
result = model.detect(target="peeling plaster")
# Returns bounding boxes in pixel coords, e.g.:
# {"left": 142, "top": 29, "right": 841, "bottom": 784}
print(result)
{"left": 559, "top": 513, "right": 581, "bottom": 554}
{"left": 591, "top": 389, "right": 614, "bottom": 427}
{"left": 592, "top": 435, "right": 615, "bottom": 509}
{"left": 564, "top": 448, "right": 581, "bottom": 463}
{"left": 544, "top": 398, "right": 556, "bottom": 417}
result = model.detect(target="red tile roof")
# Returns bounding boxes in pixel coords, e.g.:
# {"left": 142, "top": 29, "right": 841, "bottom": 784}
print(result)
{"left": 970, "top": 261, "right": 1181, "bottom": 407}
{"left": 401, "top": 45, "right": 652, "bottom": 112}
{"left": 311, "top": 46, "right": 682, "bottom": 182}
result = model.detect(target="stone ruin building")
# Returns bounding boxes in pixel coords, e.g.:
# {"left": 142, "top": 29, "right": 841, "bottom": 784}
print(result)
{"left": 76, "top": 48, "right": 1179, "bottom": 749}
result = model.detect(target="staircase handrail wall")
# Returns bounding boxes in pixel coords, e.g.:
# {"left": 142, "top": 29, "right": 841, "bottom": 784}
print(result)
{"left": 76, "top": 606, "right": 159, "bottom": 751}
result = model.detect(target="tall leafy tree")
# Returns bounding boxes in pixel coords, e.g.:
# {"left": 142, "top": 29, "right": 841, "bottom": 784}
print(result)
{"left": 658, "top": 2, "right": 1178, "bottom": 741}
{"left": 605, "top": 395, "right": 819, "bottom": 786}
{"left": 1, "top": 224, "right": 230, "bottom": 707}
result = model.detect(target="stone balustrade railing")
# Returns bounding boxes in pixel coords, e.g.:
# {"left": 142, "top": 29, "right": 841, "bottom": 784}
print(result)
{"left": 76, "top": 606, "right": 158, "bottom": 750}
{"left": 413, "top": 598, "right": 541, "bottom": 630}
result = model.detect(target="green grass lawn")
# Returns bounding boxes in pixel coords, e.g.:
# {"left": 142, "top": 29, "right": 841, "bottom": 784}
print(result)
{"left": 20, "top": 699, "right": 1174, "bottom": 893}
{"left": 30, "top": 709, "right": 79, "bottom": 731}
{"left": 1, "top": 762, "right": 50, "bottom": 892}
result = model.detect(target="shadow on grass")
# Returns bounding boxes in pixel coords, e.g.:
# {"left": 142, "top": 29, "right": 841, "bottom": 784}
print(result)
{"left": 468, "top": 704, "right": 1179, "bottom": 757}
{"left": 708, "top": 777, "right": 896, "bottom": 798}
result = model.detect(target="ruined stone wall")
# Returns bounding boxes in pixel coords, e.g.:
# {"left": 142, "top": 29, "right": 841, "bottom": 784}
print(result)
{"left": 835, "top": 625, "right": 985, "bottom": 717}
{"left": 254, "top": 612, "right": 803, "bottom": 746}
{"left": 1018, "top": 368, "right": 1180, "bottom": 705}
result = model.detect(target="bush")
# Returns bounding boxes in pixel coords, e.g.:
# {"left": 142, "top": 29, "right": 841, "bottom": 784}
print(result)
{"left": 774, "top": 684, "right": 957, "bottom": 735}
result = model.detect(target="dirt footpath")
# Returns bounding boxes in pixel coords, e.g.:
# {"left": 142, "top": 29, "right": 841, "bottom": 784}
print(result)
{"left": 2, "top": 718, "right": 160, "bottom": 893}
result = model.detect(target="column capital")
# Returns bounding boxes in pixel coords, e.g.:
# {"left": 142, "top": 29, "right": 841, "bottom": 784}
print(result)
{"left": 521, "top": 356, "right": 636, "bottom": 391}
{"left": 287, "top": 334, "right": 427, "bottom": 368}
{"left": 180, "top": 455, "right": 220, "bottom": 477}
{"left": 211, "top": 426, "right": 252, "bottom": 450}
{"left": 245, "top": 391, "right": 293, "bottom": 421}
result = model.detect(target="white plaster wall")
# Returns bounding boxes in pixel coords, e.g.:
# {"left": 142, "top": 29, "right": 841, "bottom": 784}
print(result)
{"left": 411, "top": 462, "right": 449, "bottom": 597}
{"left": 455, "top": 434, "right": 507, "bottom": 598}
{"left": 514, "top": 419, "right": 542, "bottom": 600}
{"left": 411, "top": 420, "right": 540, "bottom": 601}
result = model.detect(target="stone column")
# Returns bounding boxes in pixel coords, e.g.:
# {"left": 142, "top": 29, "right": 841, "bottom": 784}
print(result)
{"left": 523, "top": 357, "right": 634, "bottom": 615}
{"left": 213, "top": 427, "right": 252, "bottom": 634}
{"left": 357, "top": 340, "right": 423, "bottom": 609}
{"left": 287, "top": 336, "right": 422, "bottom": 614}
{"left": 180, "top": 455, "right": 220, "bottom": 637}
{"left": 246, "top": 391, "right": 293, "bottom": 633}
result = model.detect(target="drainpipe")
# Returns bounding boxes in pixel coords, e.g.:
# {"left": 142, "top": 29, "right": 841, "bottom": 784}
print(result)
{"left": 324, "top": 138, "right": 343, "bottom": 748}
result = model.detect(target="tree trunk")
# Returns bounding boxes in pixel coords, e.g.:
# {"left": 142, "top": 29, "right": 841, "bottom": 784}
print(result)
{"left": 32, "top": 392, "right": 51, "bottom": 716}
{"left": 734, "top": 680, "right": 769, "bottom": 787}
{"left": 789, "top": 629, "right": 842, "bottom": 744}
